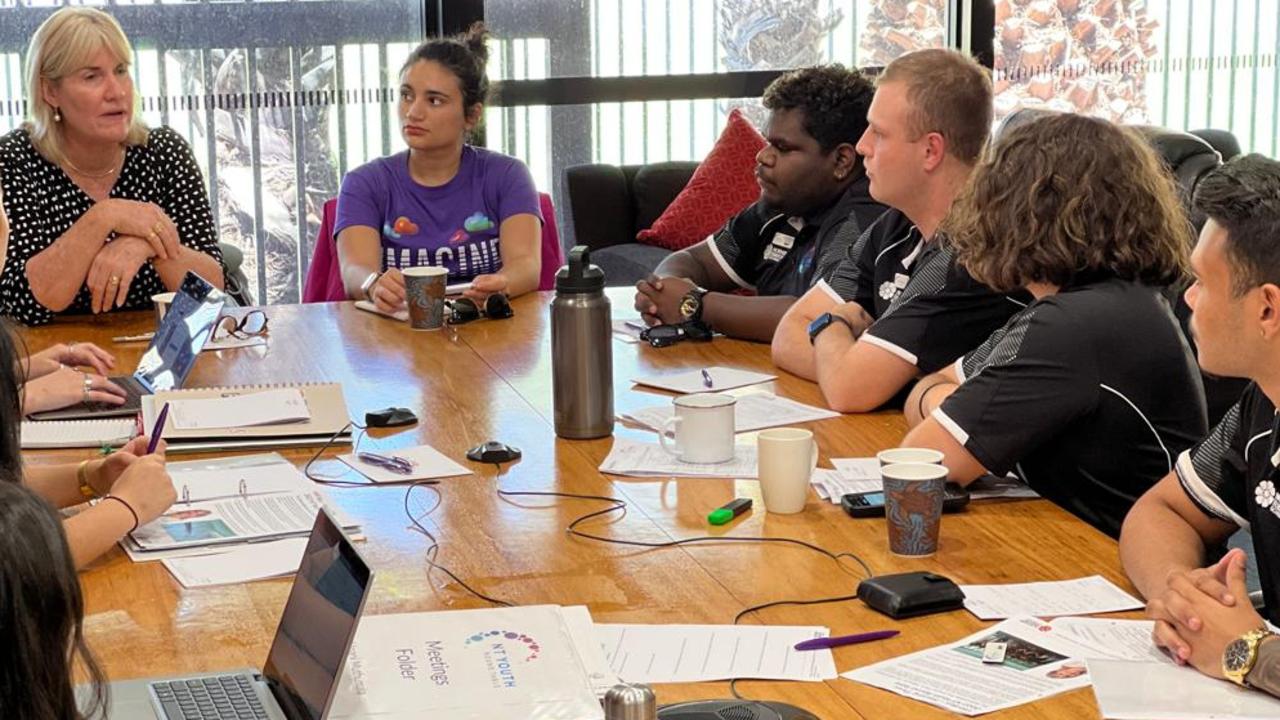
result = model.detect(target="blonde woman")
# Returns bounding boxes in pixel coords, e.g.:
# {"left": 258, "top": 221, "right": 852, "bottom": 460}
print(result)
{"left": 0, "top": 7, "right": 223, "bottom": 326}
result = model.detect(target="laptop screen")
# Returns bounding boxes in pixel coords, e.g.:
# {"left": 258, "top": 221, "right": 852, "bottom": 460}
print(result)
{"left": 262, "top": 509, "right": 372, "bottom": 720}
{"left": 133, "top": 272, "right": 226, "bottom": 393}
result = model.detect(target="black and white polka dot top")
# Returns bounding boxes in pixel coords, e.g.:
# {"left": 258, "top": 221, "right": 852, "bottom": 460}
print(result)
{"left": 0, "top": 126, "right": 221, "bottom": 326}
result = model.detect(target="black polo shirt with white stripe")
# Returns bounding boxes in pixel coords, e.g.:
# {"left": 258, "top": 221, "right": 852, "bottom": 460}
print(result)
{"left": 822, "top": 208, "right": 1029, "bottom": 373}
{"left": 1176, "top": 382, "right": 1280, "bottom": 623}
{"left": 934, "top": 278, "right": 1208, "bottom": 538}
{"left": 707, "top": 175, "right": 887, "bottom": 298}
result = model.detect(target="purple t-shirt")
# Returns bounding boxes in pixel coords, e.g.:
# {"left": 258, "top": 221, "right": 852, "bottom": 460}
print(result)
{"left": 334, "top": 145, "right": 541, "bottom": 282}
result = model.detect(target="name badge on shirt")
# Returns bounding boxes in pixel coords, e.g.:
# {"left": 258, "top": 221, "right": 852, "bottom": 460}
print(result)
{"left": 771, "top": 232, "right": 795, "bottom": 250}
{"left": 764, "top": 245, "right": 788, "bottom": 263}
{"left": 894, "top": 273, "right": 911, "bottom": 289}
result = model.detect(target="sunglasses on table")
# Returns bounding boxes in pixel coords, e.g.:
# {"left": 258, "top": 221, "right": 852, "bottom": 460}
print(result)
{"left": 639, "top": 320, "right": 712, "bottom": 348}
{"left": 447, "top": 293, "right": 514, "bottom": 325}
{"left": 212, "top": 309, "right": 269, "bottom": 341}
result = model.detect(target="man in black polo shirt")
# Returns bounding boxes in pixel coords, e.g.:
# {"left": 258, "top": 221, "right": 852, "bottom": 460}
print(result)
{"left": 1120, "top": 156, "right": 1280, "bottom": 698}
{"left": 633, "top": 65, "right": 885, "bottom": 342}
{"left": 771, "top": 49, "right": 1025, "bottom": 412}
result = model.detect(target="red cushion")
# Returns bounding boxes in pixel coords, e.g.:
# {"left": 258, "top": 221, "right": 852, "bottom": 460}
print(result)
{"left": 636, "top": 108, "right": 765, "bottom": 250}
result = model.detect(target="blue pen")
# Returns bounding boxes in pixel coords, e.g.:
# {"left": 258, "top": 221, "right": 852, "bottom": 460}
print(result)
{"left": 146, "top": 402, "right": 170, "bottom": 455}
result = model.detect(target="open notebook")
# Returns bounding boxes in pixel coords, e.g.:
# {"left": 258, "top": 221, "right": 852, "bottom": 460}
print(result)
{"left": 141, "top": 382, "right": 352, "bottom": 452}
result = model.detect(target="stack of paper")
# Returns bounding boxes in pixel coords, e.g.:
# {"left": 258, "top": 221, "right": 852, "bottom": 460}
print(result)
{"left": 329, "top": 604, "right": 605, "bottom": 720}
{"left": 621, "top": 392, "right": 840, "bottom": 434}
{"left": 632, "top": 366, "right": 775, "bottom": 394}
{"left": 337, "top": 443, "right": 473, "bottom": 483}
{"left": 599, "top": 437, "right": 758, "bottom": 478}
{"left": 812, "top": 467, "right": 880, "bottom": 503}
{"left": 169, "top": 388, "right": 311, "bottom": 430}
{"left": 124, "top": 455, "right": 362, "bottom": 589}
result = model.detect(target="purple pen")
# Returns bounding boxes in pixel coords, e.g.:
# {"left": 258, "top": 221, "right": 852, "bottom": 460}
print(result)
{"left": 794, "top": 630, "right": 899, "bottom": 651}
{"left": 146, "top": 402, "right": 170, "bottom": 455}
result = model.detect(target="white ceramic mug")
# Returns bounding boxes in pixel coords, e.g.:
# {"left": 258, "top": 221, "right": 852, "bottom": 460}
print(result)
{"left": 877, "top": 447, "right": 946, "bottom": 468}
{"left": 757, "top": 427, "right": 818, "bottom": 514}
{"left": 658, "top": 393, "right": 736, "bottom": 463}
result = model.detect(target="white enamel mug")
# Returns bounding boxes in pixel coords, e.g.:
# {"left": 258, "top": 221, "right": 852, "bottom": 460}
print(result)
{"left": 657, "top": 392, "right": 736, "bottom": 464}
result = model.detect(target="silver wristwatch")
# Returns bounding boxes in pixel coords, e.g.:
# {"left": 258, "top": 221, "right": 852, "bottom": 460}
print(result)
{"left": 359, "top": 271, "right": 381, "bottom": 302}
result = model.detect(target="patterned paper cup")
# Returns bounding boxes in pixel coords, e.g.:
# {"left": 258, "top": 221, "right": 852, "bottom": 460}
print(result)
{"left": 882, "top": 462, "right": 948, "bottom": 557}
{"left": 402, "top": 266, "right": 449, "bottom": 330}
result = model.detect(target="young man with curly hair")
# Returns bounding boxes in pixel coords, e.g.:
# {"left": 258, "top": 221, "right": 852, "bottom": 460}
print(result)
{"left": 900, "top": 113, "right": 1207, "bottom": 539}
{"left": 771, "top": 49, "right": 1027, "bottom": 411}
{"left": 1120, "top": 155, "right": 1280, "bottom": 698}
{"left": 633, "top": 64, "right": 886, "bottom": 342}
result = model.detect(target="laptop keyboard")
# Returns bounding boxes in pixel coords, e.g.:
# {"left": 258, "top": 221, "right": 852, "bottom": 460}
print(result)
{"left": 83, "top": 376, "right": 144, "bottom": 413}
{"left": 150, "top": 674, "right": 270, "bottom": 720}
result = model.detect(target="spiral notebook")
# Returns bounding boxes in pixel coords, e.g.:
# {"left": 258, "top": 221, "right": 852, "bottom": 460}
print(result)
{"left": 140, "top": 382, "right": 352, "bottom": 453}
{"left": 20, "top": 419, "right": 138, "bottom": 449}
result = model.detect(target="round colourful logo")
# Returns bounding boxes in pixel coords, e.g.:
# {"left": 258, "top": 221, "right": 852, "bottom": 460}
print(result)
{"left": 464, "top": 630, "right": 541, "bottom": 660}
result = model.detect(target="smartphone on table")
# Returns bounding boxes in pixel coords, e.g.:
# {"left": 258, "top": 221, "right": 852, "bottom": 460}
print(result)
{"left": 841, "top": 483, "right": 971, "bottom": 518}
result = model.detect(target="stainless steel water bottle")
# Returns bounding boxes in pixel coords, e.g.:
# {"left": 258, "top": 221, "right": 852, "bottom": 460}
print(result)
{"left": 602, "top": 683, "right": 657, "bottom": 720}
{"left": 552, "top": 245, "right": 614, "bottom": 439}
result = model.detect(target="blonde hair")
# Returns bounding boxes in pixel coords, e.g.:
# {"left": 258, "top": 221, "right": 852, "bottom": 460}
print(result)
{"left": 878, "top": 48, "right": 993, "bottom": 165}
{"left": 24, "top": 7, "right": 148, "bottom": 165}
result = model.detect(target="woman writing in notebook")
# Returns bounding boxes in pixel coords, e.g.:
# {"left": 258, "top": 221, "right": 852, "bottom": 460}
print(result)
{"left": 1, "top": 165, "right": 178, "bottom": 569}
{"left": 0, "top": 482, "right": 109, "bottom": 718}
{"left": 335, "top": 23, "right": 543, "bottom": 314}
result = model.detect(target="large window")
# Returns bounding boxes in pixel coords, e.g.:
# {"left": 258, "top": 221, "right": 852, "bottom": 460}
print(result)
{"left": 995, "top": 0, "right": 1280, "bottom": 156}
{"left": 0, "top": 0, "right": 422, "bottom": 305}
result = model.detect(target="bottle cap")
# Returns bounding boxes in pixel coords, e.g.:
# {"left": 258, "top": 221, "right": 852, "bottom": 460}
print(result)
{"left": 555, "top": 245, "right": 606, "bottom": 294}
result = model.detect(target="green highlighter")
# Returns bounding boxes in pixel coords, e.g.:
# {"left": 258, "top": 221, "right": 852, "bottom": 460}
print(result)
{"left": 708, "top": 498, "right": 753, "bottom": 526}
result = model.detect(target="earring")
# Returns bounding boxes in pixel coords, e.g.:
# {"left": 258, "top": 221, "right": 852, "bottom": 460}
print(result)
{"left": 835, "top": 170, "right": 846, "bottom": 180}
{"left": 53, "top": 108, "right": 61, "bottom": 123}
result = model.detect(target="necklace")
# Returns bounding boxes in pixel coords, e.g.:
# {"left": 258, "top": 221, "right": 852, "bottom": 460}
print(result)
{"left": 64, "top": 149, "right": 124, "bottom": 179}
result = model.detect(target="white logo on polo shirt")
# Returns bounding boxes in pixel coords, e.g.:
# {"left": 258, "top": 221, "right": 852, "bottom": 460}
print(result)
{"left": 879, "top": 281, "right": 900, "bottom": 300}
{"left": 771, "top": 232, "right": 795, "bottom": 249}
{"left": 1257, "top": 480, "right": 1280, "bottom": 519}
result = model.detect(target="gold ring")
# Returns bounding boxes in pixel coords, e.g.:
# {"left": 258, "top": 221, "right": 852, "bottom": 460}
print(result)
{"left": 153, "top": 222, "right": 164, "bottom": 234}
{"left": 109, "top": 276, "right": 120, "bottom": 285}
{"left": 149, "top": 231, "right": 158, "bottom": 242}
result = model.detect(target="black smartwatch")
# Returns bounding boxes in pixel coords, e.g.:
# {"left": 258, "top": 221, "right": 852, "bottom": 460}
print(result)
{"left": 808, "top": 311, "right": 855, "bottom": 344}
{"left": 679, "top": 287, "right": 708, "bottom": 322}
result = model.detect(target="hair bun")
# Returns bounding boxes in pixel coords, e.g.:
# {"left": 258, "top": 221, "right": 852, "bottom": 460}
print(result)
{"left": 462, "top": 21, "right": 490, "bottom": 66}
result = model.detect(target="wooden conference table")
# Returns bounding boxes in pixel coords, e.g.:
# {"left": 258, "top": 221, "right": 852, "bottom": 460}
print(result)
{"left": 23, "top": 289, "right": 1135, "bottom": 719}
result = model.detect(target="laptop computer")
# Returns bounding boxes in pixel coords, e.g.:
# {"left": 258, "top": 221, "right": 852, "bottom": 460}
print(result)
{"left": 30, "top": 271, "right": 226, "bottom": 420}
{"left": 97, "top": 507, "right": 373, "bottom": 720}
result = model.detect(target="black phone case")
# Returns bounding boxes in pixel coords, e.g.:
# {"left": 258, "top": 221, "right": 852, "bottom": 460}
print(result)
{"left": 856, "top": 571, "right": 966, "bottom": 619}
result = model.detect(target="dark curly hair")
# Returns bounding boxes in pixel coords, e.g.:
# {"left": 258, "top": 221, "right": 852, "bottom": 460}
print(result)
{"left": 401, "top": 22, "right": 491, "bottom": 109}
{"left": 762, "top": 64, "right": 875, "bottom": 154}
{"left": 1192, "top": 154, "right": 1280, "bottom": 296}
{"left": 944, "top": 113, "right": 1190, "bottom": 292}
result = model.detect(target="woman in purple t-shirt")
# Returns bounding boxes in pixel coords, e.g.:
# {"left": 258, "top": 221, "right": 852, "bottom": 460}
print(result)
{"left": 335, "top": 23, "right": 543, "bottom": 313}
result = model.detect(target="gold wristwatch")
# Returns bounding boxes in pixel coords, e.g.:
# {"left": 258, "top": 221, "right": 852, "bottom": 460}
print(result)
{"left": 1223, "top": 628, "right": 1274, "bottom": 686}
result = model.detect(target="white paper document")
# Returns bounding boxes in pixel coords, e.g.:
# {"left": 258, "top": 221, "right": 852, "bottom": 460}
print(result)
{"left": 814, "top": 465, "right": 881, "bottom": 502}
{"left": 599, "top": 437, "right": 758, "bottom": 478}
{"left": 1088, "top": 658, "right": 1280, "bottom": 719}
{"left": 611, "top": 319, "right": 644, "bottom": 343}
{"left": 161, "top": 537, "right": 308, "bottom": 588}
{"left": 845, "top": 616, "right": 1102, "bottom": 716}
{"left": 354, "top": 299, "right": 410, "bottom": 322}
{"left": 20, "top": 418, "right": 136, "bottom": 449}
{"left": 129, "top": 491, "right": 334, "bottom": 551}
{"left": 631, "top": 366, "right": 775, "bottom": 395}
{"left": 169, "top": 388, "right": 311, "bottom": 430}
{"left": 829, "top": 459, "right": 1040, "bottom": 501}
{"left": 595, "top": 623, "right": 836, "bottom": 683}
{"left": 622, "top": 392, "right": 839, "bottom": 434}
{"left": 1049, "top": 617, "right": 1169, "bottom": 664}
{"left": 337, "top": 444, "right": 473, "bottom": 483}
{"left": 203, "top": 334, "right": 267, "bottom": 351}
{"left": 960, "top": 576, "right": 1143, "bottom": 620}
{"left": 330, "top": 605, "right": 603, "bottom": 720}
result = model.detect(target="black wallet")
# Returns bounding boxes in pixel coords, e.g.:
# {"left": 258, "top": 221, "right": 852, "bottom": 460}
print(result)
{"left": 856, "top": 571, "right": 966, "bottom": 619}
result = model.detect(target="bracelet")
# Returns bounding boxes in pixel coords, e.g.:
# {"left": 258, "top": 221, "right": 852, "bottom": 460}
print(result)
{"left": 76, "top": 459, "right": 97, "bottom": 499}
{"left": 100, "top": 495, "right": 139, "bottom": 532}
{"left": 916, "top": 380, "right": 948, "bottom": 420}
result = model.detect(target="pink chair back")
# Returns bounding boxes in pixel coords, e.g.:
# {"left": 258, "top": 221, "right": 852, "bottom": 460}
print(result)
{"left": 302, "top": 193, "right": 564, "bottom": 302}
